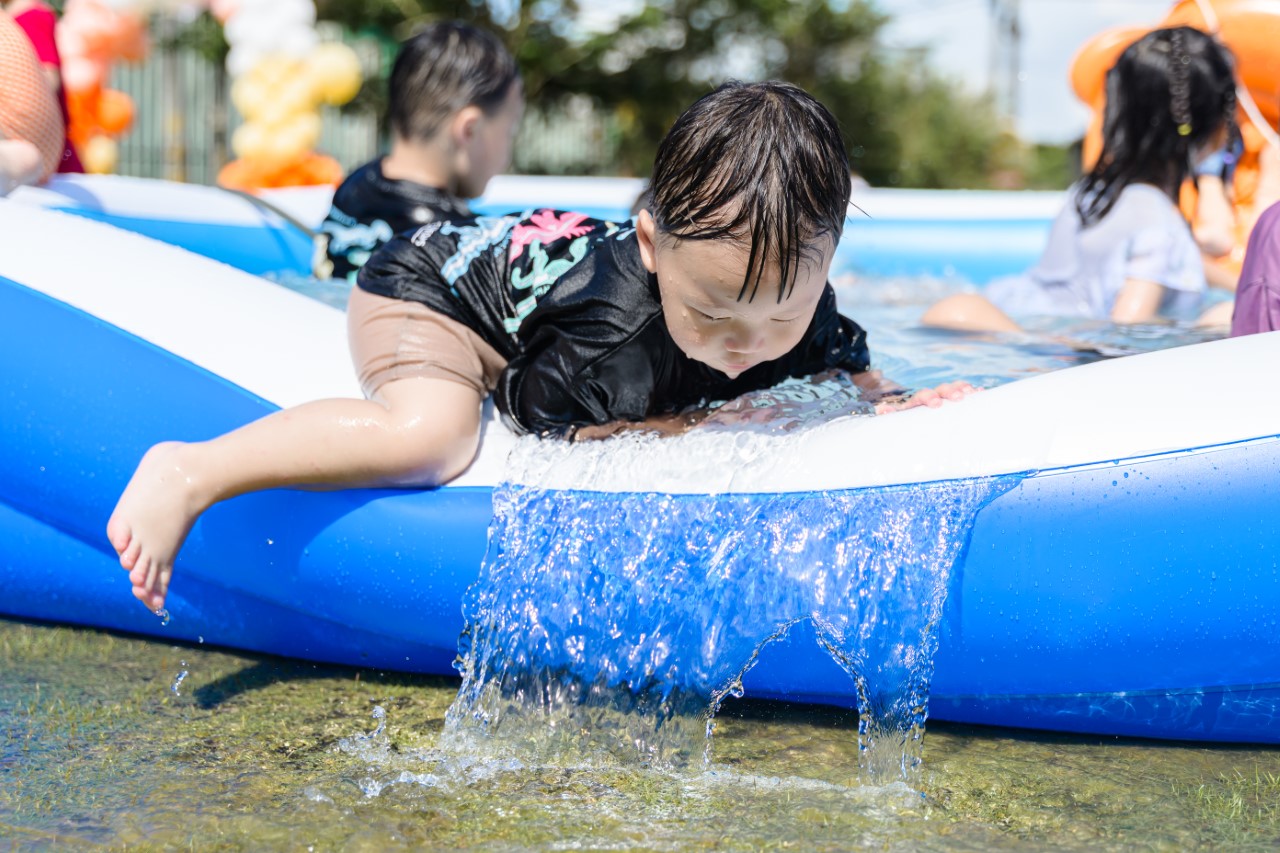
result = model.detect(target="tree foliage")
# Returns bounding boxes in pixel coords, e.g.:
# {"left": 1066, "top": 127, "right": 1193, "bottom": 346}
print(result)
{"left": 200, "top": 0, "right": 1031, "bottom": 187}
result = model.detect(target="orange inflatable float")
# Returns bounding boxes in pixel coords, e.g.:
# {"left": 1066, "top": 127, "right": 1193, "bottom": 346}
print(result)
{"left": 1070, "top": 0, "right": 1280, "bottom": 278}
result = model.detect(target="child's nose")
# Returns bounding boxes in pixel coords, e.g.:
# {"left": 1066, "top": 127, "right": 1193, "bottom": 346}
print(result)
{"left": 726, "top": 327, "right": 765, "bottom": 353}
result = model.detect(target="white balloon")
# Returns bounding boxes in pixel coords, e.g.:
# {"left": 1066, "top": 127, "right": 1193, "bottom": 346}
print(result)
{"left": 226, "top": 45, "right": 263, "bottom": 78}
{"left": 276, "top": 26, "right": 319, "bottom": 58}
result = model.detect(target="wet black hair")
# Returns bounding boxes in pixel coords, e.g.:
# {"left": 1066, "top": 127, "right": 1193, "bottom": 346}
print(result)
{"left": 388, "top": 21, "right": 520, "bottom": 143}
{"left": 1077, "top": 26, "right": 1237, "bottom": 227}
{"left": 646, "top": 80, "right": 851, "bottom": 302}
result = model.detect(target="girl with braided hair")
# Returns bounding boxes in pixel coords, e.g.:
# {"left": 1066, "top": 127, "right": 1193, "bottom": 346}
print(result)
{"left": 923, "top": 26, "right": 1239, "bottom": 331}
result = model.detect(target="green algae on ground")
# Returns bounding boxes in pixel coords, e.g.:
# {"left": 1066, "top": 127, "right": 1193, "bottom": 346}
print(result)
{"left": 3, "top": 616, "right": 1280, "bottom": 851}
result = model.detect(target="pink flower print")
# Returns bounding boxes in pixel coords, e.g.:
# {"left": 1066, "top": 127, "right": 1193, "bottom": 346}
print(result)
{"left": 509, "top": 210, "right": 593, "bottom": 261}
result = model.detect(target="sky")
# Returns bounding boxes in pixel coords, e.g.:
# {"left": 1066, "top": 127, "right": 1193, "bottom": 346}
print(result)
{"left": 877, "top": 0, "right": 1177, "bottom": 143}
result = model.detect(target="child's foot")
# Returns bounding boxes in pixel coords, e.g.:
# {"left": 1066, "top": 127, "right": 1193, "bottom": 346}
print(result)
{"left": 106, "top": 442, "right": 207, "bottom": 612}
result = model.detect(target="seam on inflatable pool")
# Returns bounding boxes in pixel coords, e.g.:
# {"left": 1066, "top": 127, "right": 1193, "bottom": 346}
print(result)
{"left": 934, "top": 681, "right": 1280, "bottom": 701}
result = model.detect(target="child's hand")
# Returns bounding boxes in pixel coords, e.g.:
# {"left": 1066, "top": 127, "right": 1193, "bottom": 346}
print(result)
{"left": 874, "top": 381, "right": 978, "bottom": 414}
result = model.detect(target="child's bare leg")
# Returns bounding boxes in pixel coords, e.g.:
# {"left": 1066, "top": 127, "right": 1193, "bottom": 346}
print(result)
{"left": 106, "top": 377, "right": 484, "bottom": 611}
{"left": 921, "top": 293, "right": 1022, "bottom": 332}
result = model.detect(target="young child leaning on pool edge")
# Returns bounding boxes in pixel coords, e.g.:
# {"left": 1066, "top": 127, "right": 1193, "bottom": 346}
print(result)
{"left": 107, "top": 80, "right": 975, "bottom": 613}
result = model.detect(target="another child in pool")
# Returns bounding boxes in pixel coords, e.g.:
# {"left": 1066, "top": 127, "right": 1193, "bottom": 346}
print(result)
{"left": 108, "top": 80, "right": 974, "bottom": 612}
{"left": 923, "top": 27, "right": 1238, "bottom": 331}
{"left": 317, "top": 21, "right": 522, "bottom": 281}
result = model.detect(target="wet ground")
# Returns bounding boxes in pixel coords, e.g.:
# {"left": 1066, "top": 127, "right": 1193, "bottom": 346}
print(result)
{"left": 3, "top": 617, "right": 1278, "bottom": 851}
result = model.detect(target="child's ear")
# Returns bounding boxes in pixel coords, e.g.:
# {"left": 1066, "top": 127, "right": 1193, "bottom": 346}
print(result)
{"left": 451, "top": 105, "right": 484, "bottom": 149}
{"left": 635, "top": 209, "right": 658, "bottom": 274}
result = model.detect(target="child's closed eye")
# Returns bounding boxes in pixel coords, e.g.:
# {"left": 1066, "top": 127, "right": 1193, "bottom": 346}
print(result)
{"left": 693, "top": 308, "right": 729, "bottom": 322}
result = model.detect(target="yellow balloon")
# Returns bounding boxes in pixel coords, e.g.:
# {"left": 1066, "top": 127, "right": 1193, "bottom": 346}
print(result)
{"left": 231, "top": 121, "right": 269, "bottom": 161}
{"left": 82, "top": 135, "right": 119, "bottom": 175}
{"left": 264, "top": 74, "right": 319, "bottom": 124}
{"left": 234, "top": 113, "right": 320, "bottom": 169}
{"left": 278, "top": 111, "right": 322, "bottom": 152}
{"left": 248, "top": 55, "right": 299, "bottom": 91}
{"left": 306, "top": 42, "right": 363, "bottom": 106}
{"left": 230, "top": 76, "right": 269, "bottom": 122}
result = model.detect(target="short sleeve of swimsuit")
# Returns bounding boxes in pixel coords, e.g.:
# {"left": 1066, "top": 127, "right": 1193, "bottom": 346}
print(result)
{"left": 1232, "top": 201, "right": 1280, "bottom": 337}
{"left": 1125, "top": 223, "right": 1203, "bottom": 294}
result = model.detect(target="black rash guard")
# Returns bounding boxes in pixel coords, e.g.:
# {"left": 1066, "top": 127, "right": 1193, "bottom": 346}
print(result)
{"left": 318, "top": 158, "right": 471, "bottom": 281}
{"left": 357, "top": 209, "right": 871, "bottom": 436}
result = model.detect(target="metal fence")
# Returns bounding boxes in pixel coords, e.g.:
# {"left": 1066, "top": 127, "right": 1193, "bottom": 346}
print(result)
{"left": 107, "top": 22, "right": 619, "bottom": 185}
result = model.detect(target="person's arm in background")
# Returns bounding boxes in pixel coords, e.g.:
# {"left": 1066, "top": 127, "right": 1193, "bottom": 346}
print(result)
{"left": 0, "top": 131, "right": 43, "bottom": 196}
{"left": 1109, "top": 278, "right": 1165, "bottom": 324}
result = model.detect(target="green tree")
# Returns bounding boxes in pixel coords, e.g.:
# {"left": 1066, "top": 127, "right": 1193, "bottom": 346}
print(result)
{"left": 311, "top": 0, "right": 1025, "bottom": 187}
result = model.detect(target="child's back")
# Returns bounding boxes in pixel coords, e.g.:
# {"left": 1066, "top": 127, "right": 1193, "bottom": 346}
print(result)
{"left": 985, "top": 183, "right": 1205, "bottom": 320}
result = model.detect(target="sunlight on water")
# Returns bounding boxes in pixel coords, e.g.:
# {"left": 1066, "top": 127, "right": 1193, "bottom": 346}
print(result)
{"left": 267, "top": 271, "right": 1228, "bottom": 394}
{"left": 436, "top": 385, "right": 1020, "bottom": 785}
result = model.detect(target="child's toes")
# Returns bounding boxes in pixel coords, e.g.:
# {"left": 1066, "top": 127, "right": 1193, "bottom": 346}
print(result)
{"left": 119, "top": 537, "right": 142, "bottom": 571}
{"left": 106, "top": 519, "right": 131, "bottom": 555}
{"left": 129, "top": 554, "right": 151, "bottom": 589}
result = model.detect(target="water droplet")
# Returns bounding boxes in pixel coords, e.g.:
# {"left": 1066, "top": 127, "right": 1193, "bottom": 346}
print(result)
{"left": 153, "top": 608, "right": 171, "bottom": 626}
{"left": 171, "top": 662, "right": 188, "bottom": 696}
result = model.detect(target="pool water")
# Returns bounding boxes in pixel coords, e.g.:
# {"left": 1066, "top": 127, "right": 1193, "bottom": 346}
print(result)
{"left": 272, "top": 269, "right": 1231, "bottom": 393}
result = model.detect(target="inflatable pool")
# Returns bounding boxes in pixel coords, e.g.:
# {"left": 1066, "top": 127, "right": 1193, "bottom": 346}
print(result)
{"left": 8, "top": 173, "right": 1059, "bottom": 283}
{"left": 1, "top": 196, "right": 1277, "bottom": 745}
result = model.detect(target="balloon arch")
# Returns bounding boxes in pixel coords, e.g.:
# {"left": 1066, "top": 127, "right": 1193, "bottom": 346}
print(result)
{"left": 56, "top": 0, "right": 363, "bottom": 190}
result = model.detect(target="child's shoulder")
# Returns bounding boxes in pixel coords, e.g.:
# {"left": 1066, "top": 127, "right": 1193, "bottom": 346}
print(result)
{"left": 1113, "top": 183, "right": 1179, "bottom": 216}
{"left": 507, "top": 209, "right": 635, "bottom": 257}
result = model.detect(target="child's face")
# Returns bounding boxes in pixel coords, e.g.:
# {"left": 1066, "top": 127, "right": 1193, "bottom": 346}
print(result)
{"left": 456, "top": 80, "right": 524, "bottom": 198}
{"left": 635, "top": 210, "right": 833, "bottom": 379}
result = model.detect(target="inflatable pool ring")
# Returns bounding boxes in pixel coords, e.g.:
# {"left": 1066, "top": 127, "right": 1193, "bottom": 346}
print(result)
{"left": 1070, "top": 0, "right": 1280, "bottom": 275}
{"left": 1, "top": 198, "right": 1278, "bottom": 745}
{"left": 8, "top": 172, "right": 1062, "bottom": 283}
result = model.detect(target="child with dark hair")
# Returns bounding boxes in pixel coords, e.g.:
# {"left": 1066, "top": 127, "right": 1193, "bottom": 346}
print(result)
{"left": 108, "top": 80, "right": 972, "bottom": 613}
{"left": 317, "top": 21, "right": 522, "bottom": 280}
{"left": 923, "top": 26, "right": 1238, "bottom": 331}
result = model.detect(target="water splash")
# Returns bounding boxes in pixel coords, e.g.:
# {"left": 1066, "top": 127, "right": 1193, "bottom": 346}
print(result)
{"left": 443, "top": 382, "right": 1020, "bottom": 784}
{"left": 337, "top": 705, "right": 391, "bottom": 765}
{"left": 170, "top": 661, "right": 188, "bottom": 697}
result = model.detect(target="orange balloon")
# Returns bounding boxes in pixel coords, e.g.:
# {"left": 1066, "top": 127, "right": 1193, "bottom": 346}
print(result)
{"left": 65, "top": 86, "right": 103, "bottom": 147}
{"left": 96, "top": 89, "right": 134, "bottom": 135}
{"left": 217, "top": 152, "right": 344, "bottom": 191}
{"left": 216, "top": 157, "right": 267, "bottom": 191}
